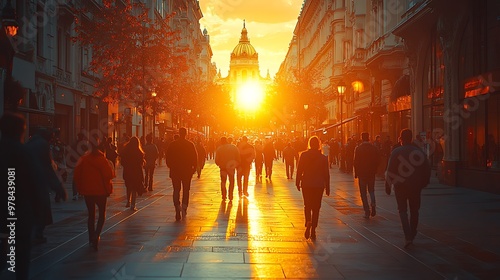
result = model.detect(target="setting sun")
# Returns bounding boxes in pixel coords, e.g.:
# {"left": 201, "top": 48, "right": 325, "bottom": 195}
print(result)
{"left": 236, "top": 82, "right": 265, "bottom": 112}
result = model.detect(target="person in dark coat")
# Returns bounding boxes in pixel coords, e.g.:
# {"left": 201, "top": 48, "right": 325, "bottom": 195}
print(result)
{"left": 282, "top": 142, "right": 298, "bottom": 179}
{"left": 25, "top": 128, "right": 67, "bottom": 245}
{"left": 120, "top": 137, "right": 145, "bottom": 211}
{"left": 195, "top": 139, "right": 206, "bottom": 179}
{"left": 0, "top": 112, "right": 38, "bottom": 280}
{"left": 215, "top": 136, "right": 240, "bottom": 202}
{"left": 296, "top": 136, "right": 330, "bottom": 241}
{"left": 386, "top": 129, "right": 431, "bottom": 248}
{"left": 166, "top": 127, "right": 198, "bottom": 221}
{"left": 254, "top": 139, "right": 264, "bottom": 183}
{"left": 143, "top": 134, "right": 159, "bottom": 191}
{"left": 263, "top": 138, "right": 276, "bottom": 181}
{"left": 353, "top": 132, "right": 381, "bottom": 218}
{"left": 237, "top": 136, "right": 255, "bottom": 197}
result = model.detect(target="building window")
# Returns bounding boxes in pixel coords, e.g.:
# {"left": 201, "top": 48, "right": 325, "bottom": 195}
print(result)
{"left": 37, "top": 5, "right": 44, "bottom": 57}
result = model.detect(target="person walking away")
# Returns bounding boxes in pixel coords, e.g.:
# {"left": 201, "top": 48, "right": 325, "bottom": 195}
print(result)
{"left": 237, "top": 136, "right": 255, "bottom": 197}
{"left": 195, "top": 139, "right": 206, "bottom": 179}
{"left": 0, "top": 112, "right": 38, "bottom": 280}
{"left": 296, "top": 136, "right": 330, "bottom": 241}
{"left": 143, "top": 134, "right": 159, "bottom": 191}
{"left": 120, "top": 137, "right": 145, "bottom": 211}
{"left": 215, "top": 136, "right": 240, "bottom": 201}
{"left": 283, "top": 142, "right": 298, "bottom": 179}
{"left": 25, "top": 128, "right": 67, "bottom": 245}
{"left": 254, "top": 139, "right": 264, "bottom": 183}
{"left": 70, "top": 133, "right": 89, "bottom": 200}
{"left": 385, "top": 129, "right": 431, "bottom": 248}
{"left": 74, "top": 138, "right": 115, "bottom": 250}
{"left": 353, "top": 132, "right": 381, "bottom": 218}
{"left": 166, "top": 128, "right": 198, "bottom": 221}
{"left": 321, "top": 139, "right": 330, "bottom": 159}
{"left": 263, "top": 138, "right": 276, "bottom": 181}
{"left": 105, "top": 137, "right": 118, "bottom": 169}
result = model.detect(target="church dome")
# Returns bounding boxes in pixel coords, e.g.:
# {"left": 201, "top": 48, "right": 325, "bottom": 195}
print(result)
{"left": 231, "top": 21, "right": 257, "bottom": 58}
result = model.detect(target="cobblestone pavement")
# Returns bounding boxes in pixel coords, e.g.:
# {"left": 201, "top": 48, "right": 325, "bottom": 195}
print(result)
{"left": 3, "top": 159, "right": 499, "bottom": 279}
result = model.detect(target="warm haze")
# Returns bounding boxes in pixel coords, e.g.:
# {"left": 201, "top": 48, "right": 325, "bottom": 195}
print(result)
{"left": 199, "top": 0, "right": 304, "bottom": 79}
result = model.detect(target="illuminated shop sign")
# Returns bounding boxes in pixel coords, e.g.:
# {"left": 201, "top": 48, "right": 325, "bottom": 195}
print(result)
{"left": 464, "top": 71, "right": 500, "bottom": 98}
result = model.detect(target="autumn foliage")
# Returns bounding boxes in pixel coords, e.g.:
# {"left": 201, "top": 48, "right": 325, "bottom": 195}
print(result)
{"left": 73, "top": 0, "right": 188, "bottom": 107}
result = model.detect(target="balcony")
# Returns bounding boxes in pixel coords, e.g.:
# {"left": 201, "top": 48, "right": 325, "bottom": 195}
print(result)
{"left": 53, "top": 67, "right": 72, "bottom": 86}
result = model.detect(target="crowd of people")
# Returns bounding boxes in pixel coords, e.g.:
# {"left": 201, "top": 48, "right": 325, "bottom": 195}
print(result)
{"left": 1, "top": 110, "right": 431, "bottom": 279}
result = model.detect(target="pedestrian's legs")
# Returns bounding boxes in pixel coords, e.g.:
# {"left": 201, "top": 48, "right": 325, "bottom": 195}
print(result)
{"left": 147, "top": 166, "right": 155, "bottom": 190}
{"left": 220, "top": 169, "right": 228, "bottom": 200}
{"left": 228, "top": 170, "right": 235, "bottom": 200}
{"left": 408, "top": 188, "right": 422, "bottom": 239}
{"left": 242, "top": 165, "right": 250, "bottom": 196}
{"left": 94, "top": 195, "right": 107, "bottom": 249}
{"left": 172, "top": 177, "right": 182, "bottom": 220}
{"left": 394, "top": 186, "right": 412, "bottom": 244}
{"left": 181, "top": 176, "right": 192, "bottom": 218}
{"left": 366, "top": 177, "right": 376, "bottom": 216}
{"left": 358, "top": 177, "right": 370, "bottom": 217}
{"left": 301, "top": 188, "right": 313, "bottom": 239}
{"left": 84, "top": 196, "right": 96, "bottom": 243}
{"left": 130, "top": 189, "right": 137, "bottom": 210}
{"left": 72, "top": 179, "right": 79, "bottom": 200}
{"left": 236, "top": 167, "right": 243, "bottom": 196}
{"left": 125, "top": 184, "right": 131, "bottom": 207}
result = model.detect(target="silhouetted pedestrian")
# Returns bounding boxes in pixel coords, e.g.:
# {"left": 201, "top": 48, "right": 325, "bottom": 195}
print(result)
{"left": 283, "top": 142, "right": 298, "bottom": 179}
{"left": 237, "top": 136, "right": 255, "bottom": 197}
{"left": 215, "top": 136, "right": 240, "bottom": 201}
{"left": 25, "top": 127, "right": 67, "bottom": 245}
{"left": 195, "top": 139, "right": 206, "bottom": 179}
{"left": 143, "top": 134, "right": 159, "bottom": 191}
{"left": 296, "top": 136, "right": 330, "bottom": 241}
{"left": 353, "top": 132, "right": 381, "bottom": 218}
{"left": 263, "top": 138, "right": 276, "bottom": 181}
{"left": 74, "top": 138, "right": 115, "bottom": 250}
{"left": 120, "top": 137, "right": 145, "bottom": 211}
{"left": 166, "top": 128, "right": 198, "bottom": 221}
{"left": 386, "top": 129, "right": 431, "bottom": 248}
{"left": 0, "top": 112, "right": 38, "bottom": 280}
{"left": 254, "top": 139, "right": 264, "bottom": 183}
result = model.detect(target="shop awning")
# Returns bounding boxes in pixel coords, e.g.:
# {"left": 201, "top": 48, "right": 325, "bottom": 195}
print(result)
{"left": 312, "top": 116, "right": 358, "bottom": 133}
{"left": 391, "top": 74, "right": 410, "bottom": 101}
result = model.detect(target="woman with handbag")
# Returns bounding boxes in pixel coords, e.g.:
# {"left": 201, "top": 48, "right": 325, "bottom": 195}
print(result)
{"left": 120, "top": 136, "right": 146, "bottom": 211}
{"left": 74, "top": 138, "right": 115, "bottom": 250}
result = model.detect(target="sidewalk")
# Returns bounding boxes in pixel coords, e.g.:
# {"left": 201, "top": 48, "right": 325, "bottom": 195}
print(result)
{"left": 3, "top": 160, "right": 499, "bottom": 279}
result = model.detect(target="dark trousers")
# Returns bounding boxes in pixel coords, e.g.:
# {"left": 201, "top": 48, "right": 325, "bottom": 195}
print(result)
{"left": 255, "top": 160, "right": 263, "bottom": 177}
{"left": 394, "top": 185, "right": 422, "bottom": 240}
{"left": 301, "top": 187, "right": 324, "bottom": 228}
{"left": 285, "top": 159, "right": 294, "bottom": 178}
{"left": 264, "top": 159, "right": 273, "bottom": 177}
{"left": 220, "top": 169, "right": 235, "bottom": 200}
{"left": 358, "top": 176, "right": 376, "bottom": 214}
{"left": 172, "top": 176, "right": 192, "bottom": 211}
{"left": 237, "top": 164, "right": 251, "bottom": 195}
{"left": 144, "top": 165, "right": 155, "bottom": 190}
{"left": 84, "top": 195, "right": 107, "bottom": 243}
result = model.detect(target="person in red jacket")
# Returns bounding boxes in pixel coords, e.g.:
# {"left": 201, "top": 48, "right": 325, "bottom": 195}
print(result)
{"left": 296, "top": 136, "right": 330, "bottom": 241}
{"left": 74, "top": 138, "right": 115, "bottom": 250}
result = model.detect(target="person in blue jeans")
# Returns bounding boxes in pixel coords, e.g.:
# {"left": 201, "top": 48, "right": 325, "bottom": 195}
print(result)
{"left": 353, "top": 132, "right": 381, "bottom": 218}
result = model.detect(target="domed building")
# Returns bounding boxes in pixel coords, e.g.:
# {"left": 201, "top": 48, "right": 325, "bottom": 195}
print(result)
{"left": 216, "top": 21, "right": 272, "bottom": 109}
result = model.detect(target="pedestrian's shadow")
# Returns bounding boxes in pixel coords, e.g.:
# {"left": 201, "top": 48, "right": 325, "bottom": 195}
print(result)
{"left": 217, "top": 200, "right": 232, "bottom": 222}
{"left": 235, "top": 197, "right": 248, "bottom": 224}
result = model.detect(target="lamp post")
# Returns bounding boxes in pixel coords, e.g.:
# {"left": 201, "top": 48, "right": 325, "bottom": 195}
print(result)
{"left": 303, "top": 104, "right": 309, "bottom": 139}
{"left": 151, "top": 91, "right": 157, "bottom": 139}
{"left": 0, "top": 0, "right": 18, "bottom": 114}
{"left": 337, "top": 80, "right": 346, "bottom": 172}
{"left": 186, "top": 109, "right": 191, "bottom": 136}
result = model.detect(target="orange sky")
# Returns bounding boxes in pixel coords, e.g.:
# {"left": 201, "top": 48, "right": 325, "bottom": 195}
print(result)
{"left": 199, "top": 0, "right": 304, "bottom": 79}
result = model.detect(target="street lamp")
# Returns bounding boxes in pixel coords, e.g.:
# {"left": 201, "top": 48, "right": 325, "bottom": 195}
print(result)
{"left": 337, "top": 80, "right": 346, "bottom": 172}
{"left": 0, "top": 0, "right": 18, "bottom": 113}
{"left": 151, "top": 91, "right": 157, "bottom": 139}
{"left": 303, "top": 104, "right": 309, "bottom": 139}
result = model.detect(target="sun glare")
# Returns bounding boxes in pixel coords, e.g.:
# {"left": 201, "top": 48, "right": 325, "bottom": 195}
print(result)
{"left": 236, "top": 82, "right": 265, "bottom": 112}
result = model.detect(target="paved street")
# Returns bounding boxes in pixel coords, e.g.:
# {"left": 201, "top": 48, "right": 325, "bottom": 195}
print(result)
{"left": 4, "top": 159, "right": 500, "bottom": 279}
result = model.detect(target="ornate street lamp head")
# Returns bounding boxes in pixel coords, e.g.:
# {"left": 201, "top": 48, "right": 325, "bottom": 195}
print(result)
{"left": 2, "top": 0, "right": 18, "bottom": 37}
{"left": 337, "top": 80, "right": 346, "bottom": 95}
